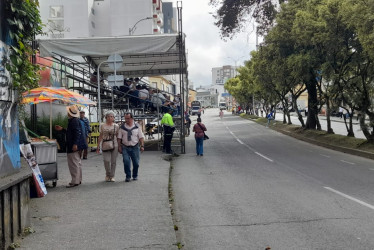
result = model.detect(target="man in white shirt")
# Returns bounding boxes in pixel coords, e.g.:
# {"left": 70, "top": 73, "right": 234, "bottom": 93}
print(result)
{"left": 117, "top": 112, "right": 145, "bottom": 182}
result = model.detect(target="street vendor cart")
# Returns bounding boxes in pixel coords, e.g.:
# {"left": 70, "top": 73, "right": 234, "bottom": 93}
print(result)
{"left": 31, "top": 140, "right": 58, "bottom": 187}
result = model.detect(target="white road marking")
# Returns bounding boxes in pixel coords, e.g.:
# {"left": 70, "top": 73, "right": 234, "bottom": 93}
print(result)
{"left": 324, "top": 187, "right": 374, "bottom": 210}
{"left": 255, "top": 152, "right": 274, "bottom": 162}
{"left": 320, "top": 154, "right": 331, "bottom": 158}
{"left": 340, "top": 160, "right": 356, "bottom": 165}
{"left": 226, "top": 125, "right": 273, "bottom": 162}
{"left": 236, "top": 139, "right": 244, "bottom": 145}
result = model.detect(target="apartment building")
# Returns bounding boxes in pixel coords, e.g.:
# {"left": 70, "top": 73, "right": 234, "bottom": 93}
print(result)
{"left": 38, "top": 0, "right": 166, "bottom": 38}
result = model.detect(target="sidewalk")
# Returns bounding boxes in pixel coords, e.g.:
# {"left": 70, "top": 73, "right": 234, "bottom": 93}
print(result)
{"left": 19, "top": 151, "right": 177, "bottom": 250}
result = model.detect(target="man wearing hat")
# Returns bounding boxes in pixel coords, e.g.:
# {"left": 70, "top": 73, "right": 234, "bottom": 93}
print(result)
{"left": 161, "top": 108, "right": 175, "bottom": 154}
{"left": 79, "top": 110, "right": 90, "bottom": 159}
{"left": 65, "top": 105, "right": 87, "bottom": 187}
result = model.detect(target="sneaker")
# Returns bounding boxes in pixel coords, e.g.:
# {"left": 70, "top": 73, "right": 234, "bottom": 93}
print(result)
{"left": 125, "top": 178, "right": 131, "bottom": 182}
{"left": 132, "top": 177, "right": 138, "bottom": 181}
{"left": 105, "top": 176, "right": 110, "bottom": 182}
{"left": 110, "top": 178, "right": 115, "bottom": 182}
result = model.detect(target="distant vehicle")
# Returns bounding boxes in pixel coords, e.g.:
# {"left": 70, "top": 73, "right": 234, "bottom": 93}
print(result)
{"left": 191, "top": 101, "right": 201, "bottom": 116}
{"left": 219, "top": 102, "right": 227, "bottom": 110}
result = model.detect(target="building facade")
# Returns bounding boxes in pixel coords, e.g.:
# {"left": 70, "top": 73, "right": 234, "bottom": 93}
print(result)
{"left": 38, "top": 0, "right": 166, "bottom": 38}
{"left": 211, "top": 65, "right": 239, "bottom": 86}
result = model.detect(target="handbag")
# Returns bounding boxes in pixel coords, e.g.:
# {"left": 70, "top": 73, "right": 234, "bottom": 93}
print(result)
{"left": 197, "top": 123, "right": 209, "bottom": 140}
{"left": 101, "top": 126, "right": 116, "bottom": 152}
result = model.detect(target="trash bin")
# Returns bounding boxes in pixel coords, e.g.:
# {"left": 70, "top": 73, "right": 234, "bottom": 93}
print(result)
{"left": 31, "top": 140, "right": 58, "bottom": 187}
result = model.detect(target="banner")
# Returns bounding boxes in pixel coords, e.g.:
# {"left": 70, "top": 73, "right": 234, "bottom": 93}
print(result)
{"left": 19, "top": 144, "right": 47, "bottom": 198}
{"left": 88, "top": 122, "right": 100, "bottom": 147}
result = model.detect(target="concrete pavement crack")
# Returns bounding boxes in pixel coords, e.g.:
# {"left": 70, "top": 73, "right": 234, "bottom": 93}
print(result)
{"left": 195, "top": 217, "right": 356, "bottom": 228}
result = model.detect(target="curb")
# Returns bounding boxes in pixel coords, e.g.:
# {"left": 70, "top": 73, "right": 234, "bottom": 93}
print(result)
{"left": 245, "top": 116, "right": 374, "bottom": 161}
{"left": 276, "top": 128, "right": 374, "bottom": 160}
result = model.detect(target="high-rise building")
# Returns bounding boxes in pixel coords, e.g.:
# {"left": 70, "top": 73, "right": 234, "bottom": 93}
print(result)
{"left": 38, "top": 0, "right": 165, "bottom": 38}
{"left": 162, "top": 2, "right": 177, "bottom": 34}
{"left": 211, "top": 65, "right": 239, "bottom": 86}
{"left": 210, "top": 65, "right": 238, "bottom": 105}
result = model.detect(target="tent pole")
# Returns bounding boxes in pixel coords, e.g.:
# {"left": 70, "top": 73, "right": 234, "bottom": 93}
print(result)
{"left": 50, "top": 100, "right": 52, "bottom": 139}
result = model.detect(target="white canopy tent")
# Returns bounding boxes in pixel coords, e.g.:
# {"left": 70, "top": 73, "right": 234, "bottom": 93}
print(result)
{"left": 38, "top": 33, "right": 188, "bottom": 154}
{"left": 38, "top": 34, "right": 187, "bottom": 77}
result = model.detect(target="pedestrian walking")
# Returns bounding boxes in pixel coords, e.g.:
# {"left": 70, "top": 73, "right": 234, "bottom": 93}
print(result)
{"left": 219, "top": 110, "right": 224, "bottom": 119}
{"left": 339, "top": 106, "right": 343, "bottom": 118}
{"left": 96, "top": 111, "right": 119, "bottom": 182}
{"left": 193, "top": 117, "right": 207, "bottom": 156}
{"left": 79, "top": 110, "right": 90, "bottom": 159}
{"left": 185, "top": 113, "right": 191, "bottom": 136}
{"left": 161, "top": 108, "right": 175, "bottom": 154}
{"left": 57, "top": 105, "right": 87, "bottom": 188}
{"left": 117, "top": 112, "right": 145, "bottom": 182}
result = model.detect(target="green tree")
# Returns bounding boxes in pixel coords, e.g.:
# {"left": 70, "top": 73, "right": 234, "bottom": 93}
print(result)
{"left": 3, "top": 0, "right": 44, "bottom": 99}
{"left": 209, "top": 0, "right": 285, "bottom": 38}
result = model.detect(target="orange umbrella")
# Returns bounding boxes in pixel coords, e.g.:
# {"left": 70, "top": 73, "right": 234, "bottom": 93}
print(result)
{"left": 22, "top": 87, "right": 96, "bottom": 139}
{"left": 22, "top": 87, "right": 96, "bottom": 106}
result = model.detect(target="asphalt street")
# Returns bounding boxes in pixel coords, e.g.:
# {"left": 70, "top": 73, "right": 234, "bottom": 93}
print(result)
{"left": 173, "top": 108, "right": 374, "bottom": 250}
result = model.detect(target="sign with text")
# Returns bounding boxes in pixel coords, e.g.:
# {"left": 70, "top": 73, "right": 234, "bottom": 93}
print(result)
{"left": 88, "top": 122, "right": 100, "bottom": 147}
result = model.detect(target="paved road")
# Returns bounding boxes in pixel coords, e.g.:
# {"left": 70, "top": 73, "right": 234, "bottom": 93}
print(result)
{"left": 173, "top": 108, "right": 374, "bottom": 249}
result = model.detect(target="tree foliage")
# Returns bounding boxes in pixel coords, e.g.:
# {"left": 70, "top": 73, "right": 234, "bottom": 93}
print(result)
{"left": 220, "top": 0, "right": 374, "bottom": 142}
{"left": 3, "top": 0, "right": 44, "bottom": 99}
{"left": 209, "top": 0, "right": 284, "bottom": 38}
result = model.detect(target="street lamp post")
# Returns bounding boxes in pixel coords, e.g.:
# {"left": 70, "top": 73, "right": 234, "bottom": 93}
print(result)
{"left": 129, "top": 17, "right": 153, "bottom": 35}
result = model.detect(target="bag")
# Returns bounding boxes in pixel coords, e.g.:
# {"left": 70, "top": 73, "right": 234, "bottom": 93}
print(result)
{"left": 197, "top": 123, "right": 209, "bottom": 140}
{"left": 101, "top": 125, "right": 116, "bottom": 152}
{"left": 102, "top": 140, "right": 114, "bottom": 152}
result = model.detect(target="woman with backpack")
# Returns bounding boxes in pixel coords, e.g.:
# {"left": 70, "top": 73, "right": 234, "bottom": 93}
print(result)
{"left": 192, "top": 117, "right": 207, "bottom": 156}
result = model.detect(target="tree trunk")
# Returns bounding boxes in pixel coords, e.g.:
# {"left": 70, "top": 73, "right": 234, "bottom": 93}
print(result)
{"left": 348, "top": 114, "right": 354, "bottom": 137}
{"left": 359, "top": 114, "right": 374, "bottom": 143}
{"left": 305, "top": 79, "right": 318, "bottom": 129}
{"left": 292, "top": 96, "right": 305, "bottom": 127}
{"left": 325, "top": 98, "right": 334, "bottom": 134}
{"left": 287, "top": 112, "right": 292, "bottom": 124}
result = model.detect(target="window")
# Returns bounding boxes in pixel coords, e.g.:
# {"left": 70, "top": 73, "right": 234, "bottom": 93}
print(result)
{"left": 49, "top": 6, "right": 63, "bottom": 18}
{"left": 48, "top": 19, "right": 64, "bottom": 32}
{"left": 91, "top": 21, "right": 95, "bottom": 28}
{"left": 91, "top": 8, "right": 95, "bottom": 15}
{"left": 152, "top": 82, "right": 157, "bottom": 88}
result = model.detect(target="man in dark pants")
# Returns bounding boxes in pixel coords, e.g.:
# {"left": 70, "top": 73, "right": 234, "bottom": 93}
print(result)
{"left": 79, "top": 110, "right": 90, "bottom": 159}
{"left": 161, "top": 108, "right": 175, "bottom": 154}
{"left": 56, "top": 105, "right": 87, "bottom": 188}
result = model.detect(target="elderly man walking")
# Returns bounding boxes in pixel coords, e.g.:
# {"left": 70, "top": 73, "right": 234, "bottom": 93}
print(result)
{"left": 117, "top": 112, "right": 145, "bottom": 182}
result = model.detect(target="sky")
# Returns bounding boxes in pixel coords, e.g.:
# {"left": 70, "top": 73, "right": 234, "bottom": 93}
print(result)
{"left": 169, "top": 0, "right": 259, "bottom": 88}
